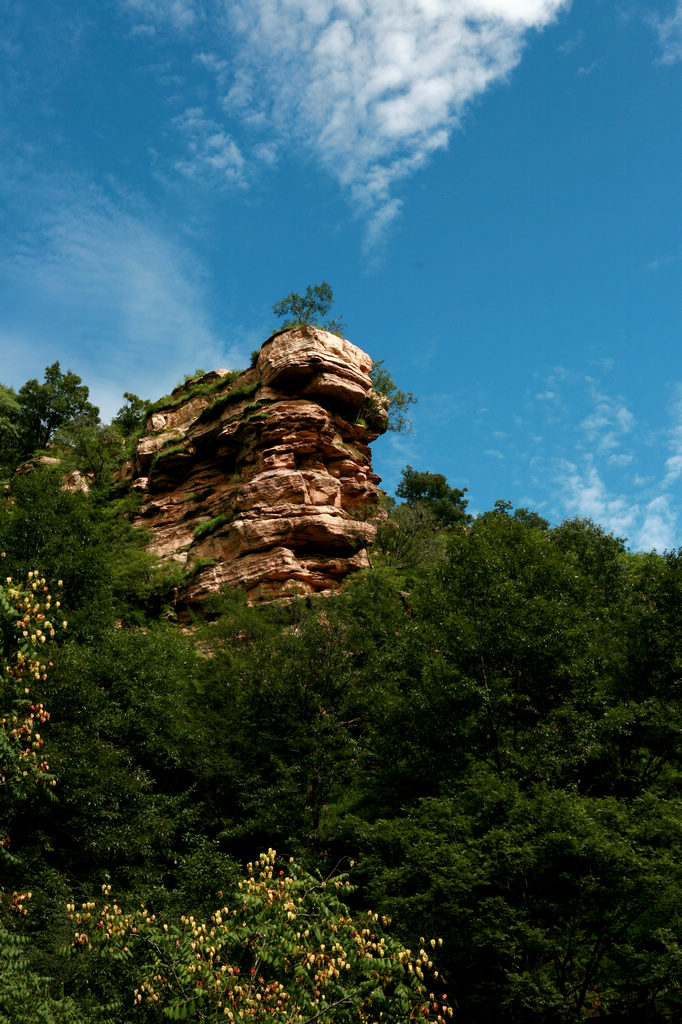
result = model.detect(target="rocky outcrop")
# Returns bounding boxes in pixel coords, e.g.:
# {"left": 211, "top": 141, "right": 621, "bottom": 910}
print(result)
{"left": 131, "top": 327, "right": 388, "bottom": 605}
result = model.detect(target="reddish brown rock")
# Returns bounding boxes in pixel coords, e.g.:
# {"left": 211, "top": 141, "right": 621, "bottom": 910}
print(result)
{"left": 131, "top": 327, "right": 388, "bottom": 605}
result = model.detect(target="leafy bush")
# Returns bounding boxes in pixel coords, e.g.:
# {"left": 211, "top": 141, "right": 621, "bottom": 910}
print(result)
{"left": 0, "top": 467, "right": 114, "bottom": 639}
{"left": 149, "top": 443, "right": 187, "bottom": 471}
{"left": 147, "top": 372, "right": 239, "bottom": 415}
{"left": 193, "top": 513, "right": 232, "bottom": 541}
{"left": 111, "top": 547, "right": 185, "bottom": 623}
{"left": 186, "top": 556, "right": 219, "bottom": 577}
{"left": 69, "top": 849, "right": 447, "bottom": 1023}
{"left": 0, "top": 922, "right": 98, "bottom": 1024}
{"left": 368, "top": 360, "right": 416, "bottom": 434}
{"left": 195, "top": 381, "right": 261, "bottom": 425}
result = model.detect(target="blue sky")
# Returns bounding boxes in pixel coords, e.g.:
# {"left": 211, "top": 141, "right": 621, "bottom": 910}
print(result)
{"left": 2, "top": 0, "right": 681, "bottom": 550}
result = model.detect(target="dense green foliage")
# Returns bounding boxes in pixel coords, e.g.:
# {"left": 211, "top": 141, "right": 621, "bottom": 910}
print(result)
{"left": 4, "top": 358, "right": 682, "bottom": 1021}
{"left": 3, "top": 472, "right": 682, "bottom": 1021}
{"left": 111, "top": 393, "right": 150, "bottom": 438}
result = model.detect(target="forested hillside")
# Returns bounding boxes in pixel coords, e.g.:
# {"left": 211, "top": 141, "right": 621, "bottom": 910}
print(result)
{"left": 2, "top": 367, "right": 682, "bottom": 1022}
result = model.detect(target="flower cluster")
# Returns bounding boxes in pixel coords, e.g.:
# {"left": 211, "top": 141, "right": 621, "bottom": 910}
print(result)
{"left": 0, "top": 561, "right": 62, "bottom": 799}
{"left": 0, "top": 561, "right": 62, "bottom": 920}
{"left": 8, "top": 890, "right": 32, "bottom": 916}
{"left": 70, "top": 849, "right": 451, "bottom": 1023}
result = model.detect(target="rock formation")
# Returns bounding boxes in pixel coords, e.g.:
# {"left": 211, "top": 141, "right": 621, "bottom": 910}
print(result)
{"left": 130, "top": 327, "right": 389, "bottom": 605}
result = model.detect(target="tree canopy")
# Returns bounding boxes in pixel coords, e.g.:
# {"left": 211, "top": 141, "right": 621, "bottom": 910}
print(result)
{"left": 395, "top": 464, "right": 470, "bottom": 526}
{"left": 111, "top": 392, "right": 149, "bottom": 438}
{"left": 17, "top": 361, "right": 99, "bottom": 453}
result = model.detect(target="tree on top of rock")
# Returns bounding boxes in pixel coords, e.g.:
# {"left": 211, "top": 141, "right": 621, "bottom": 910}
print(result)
{"left": 272, "top": 281, "right": 346, "bottom": 335}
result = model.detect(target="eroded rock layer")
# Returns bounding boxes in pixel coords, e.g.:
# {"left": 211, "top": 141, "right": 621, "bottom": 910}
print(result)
{"left": 131, "top": 327, "right": 388, "bottom": 604}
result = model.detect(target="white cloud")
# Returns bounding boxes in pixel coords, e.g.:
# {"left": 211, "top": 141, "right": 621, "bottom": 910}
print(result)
{"left": 664, "top": 453, "right": 682, "bottom": 485}
{"left": 244, "top": 0, "right": 568, "bottom": 229}
{"left": 377, "top": 362, "right": 682, "bottom": 549}
{"left": 252, "top": 141, "right": 279, "bottom": 166}
{"left": 637, "top": 495, "right": 677, "bottom": 552}
{"left": 652, "top": 1, "right": 682, "bottom": 65}
{"left": 554, "top": 458, "right": 636, "bottom": 540}
{"left": 129, "top": 0, "right": 571, "bottom": 244}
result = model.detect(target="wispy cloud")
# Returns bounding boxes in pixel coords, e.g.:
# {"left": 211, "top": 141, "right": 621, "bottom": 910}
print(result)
{"left": 123, "top": 0, "right": 571, "bottom": 246}
{"left": 579, "top": 385, "right": 634, "bottom": 454}
{"left": 554, "top": 459, "right": 676, "bottom": 552}
{"left": 123, "top": 0, "right": 201, "bottom": 33}
{"left": 651, "top": 1, "right": 682, "bottom": 65}
{"left": 557, "top": 30, "right": 583, "bottom": 54}
{"left": 663, "top": 384, "right": 682, "bottom": 485}
{"left": 525, "top": 372, "right": 682, "bottom": 551}
{"left": 195, "top": 52, "right": 229, "bottom": 83}
{"left": 0, "top": 171, "right": 248, "bottom": 418}
{"left": 380, "top": 363, "right": 682, "bottom": 552}
{"left": 645, "top": 251, "right": 682, "bottom": 271}
{"left": 577, "top": 59, "right": 602, "bottom": 76}
{"left": 130, "top": 23, "right": 157, "bottom": 37}
{"left": 553, "top": 457, "right": 637, "bottom": 541}
{"left": 173, "top": 107, "right": 246, "bottom": 185}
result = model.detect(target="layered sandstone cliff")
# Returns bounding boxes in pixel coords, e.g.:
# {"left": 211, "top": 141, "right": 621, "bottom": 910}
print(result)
{"left": 130, "top": 327, "right": 388, "bottom": 605}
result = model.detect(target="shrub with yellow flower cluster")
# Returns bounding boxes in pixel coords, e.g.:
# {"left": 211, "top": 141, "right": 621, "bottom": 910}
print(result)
{"left": 69, "top": 848, "right": 451, "bottom": 1023}
{"left": 0, "top": 556, "right": 64, "bottom": 868}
